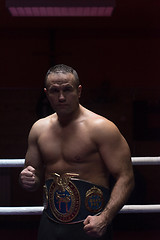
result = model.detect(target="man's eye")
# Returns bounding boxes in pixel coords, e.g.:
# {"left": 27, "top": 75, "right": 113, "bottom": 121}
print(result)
{"left": 64, "top": 87, "right": 72, "bottom": 92}
{"left": 50, "top": 88, "right": 59, "bottom": 93}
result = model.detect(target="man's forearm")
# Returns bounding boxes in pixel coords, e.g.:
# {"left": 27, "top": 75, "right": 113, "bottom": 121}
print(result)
{"left": 100, "top": 176, "right": 135, "bottom": 224}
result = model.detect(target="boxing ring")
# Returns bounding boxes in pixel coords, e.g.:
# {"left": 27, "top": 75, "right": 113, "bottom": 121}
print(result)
{"left": 0, "top": 157, "right": 160, "bottom": 215}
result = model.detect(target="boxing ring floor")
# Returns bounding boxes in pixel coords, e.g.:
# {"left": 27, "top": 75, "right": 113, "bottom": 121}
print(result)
{"left": 0, "top": 157, "right": 160, "bottom": 240}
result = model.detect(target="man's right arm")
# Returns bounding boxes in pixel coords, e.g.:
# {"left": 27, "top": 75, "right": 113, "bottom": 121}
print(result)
{"left": 19, "top": 122, "right": 44, "bottom": 192}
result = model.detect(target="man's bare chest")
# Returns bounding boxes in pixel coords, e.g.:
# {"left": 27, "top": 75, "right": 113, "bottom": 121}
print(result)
{"left": 38, "top": 127, "right": 98, "bottom": 164}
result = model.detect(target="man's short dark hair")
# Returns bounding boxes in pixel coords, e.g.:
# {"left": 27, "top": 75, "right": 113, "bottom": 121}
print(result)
{"left": 45, "top": 64, "right": 80, "bottom": 88}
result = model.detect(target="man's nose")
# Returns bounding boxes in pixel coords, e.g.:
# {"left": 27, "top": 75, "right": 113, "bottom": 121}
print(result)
{"left": 59, "top": 91, "right": 66, "bottom": 102}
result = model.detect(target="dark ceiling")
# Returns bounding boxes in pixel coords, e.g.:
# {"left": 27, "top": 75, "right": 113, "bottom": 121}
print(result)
{"left": 0, "top": 0, "right": 159, "bottom": 32}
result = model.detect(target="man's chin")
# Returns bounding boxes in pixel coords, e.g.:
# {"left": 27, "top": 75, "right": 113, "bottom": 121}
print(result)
{"left": 56, "top": 109, "right": 70, "bottom": 116}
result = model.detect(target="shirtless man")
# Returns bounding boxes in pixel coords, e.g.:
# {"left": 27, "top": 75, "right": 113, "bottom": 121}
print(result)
{"left": 19, "top": 64, "right": 134, "bottom": 240}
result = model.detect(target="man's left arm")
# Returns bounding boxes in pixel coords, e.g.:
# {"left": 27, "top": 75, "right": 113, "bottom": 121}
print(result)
{"left": 84, "top": 121, "right": 135, "bottom": 237}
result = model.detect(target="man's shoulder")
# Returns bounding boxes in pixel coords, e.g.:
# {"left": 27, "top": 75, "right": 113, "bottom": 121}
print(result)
{"left": 84, "top": 110, "right": 122, "bottom": 143}
{"left": 31, "top": 114, "right": 56, "bottom": 131}
{"left": 82, "top": 108, "right": 117, "bottom": 135}
{"left": 84, "top": 108, "right": 113, "bottom": 128}
{"left": 28, "top": 114, "right": 56, "bottom": 141}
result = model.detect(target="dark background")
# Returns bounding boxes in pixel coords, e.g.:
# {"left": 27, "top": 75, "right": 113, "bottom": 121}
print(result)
{"left": 0, "top": 0, "right": 160, "bottom": 239}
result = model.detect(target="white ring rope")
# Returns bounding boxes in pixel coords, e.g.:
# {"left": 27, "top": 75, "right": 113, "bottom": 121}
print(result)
{"left": 120, "top": 204, "right": 160, "bottom": 213}
{"left": 0, "top": 157, "right": 160, "bottom": 167}
{"left": 0, "top": 206, "right": 43, "bottom": 215}
{"left": 132, "top": 157, "right": 160, "bottom": 165}
{"left": 0, "top": 159, "right": 24, "bottom": 167}
{"left": 0, "top": 205, "right": 160, "bottom": 215}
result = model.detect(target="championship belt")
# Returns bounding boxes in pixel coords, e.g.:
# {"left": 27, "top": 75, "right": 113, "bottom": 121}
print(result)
{"left": 43, "top": 173, "right": 110, "bottom": 224}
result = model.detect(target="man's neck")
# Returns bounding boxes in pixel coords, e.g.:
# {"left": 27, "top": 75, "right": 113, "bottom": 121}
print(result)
{"left": 57, "top": 105, "right": 82, "bottom": 127}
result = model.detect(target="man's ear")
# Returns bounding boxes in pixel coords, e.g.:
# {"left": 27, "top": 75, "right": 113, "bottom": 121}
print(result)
{"left": 44, "top": 88, "right": 50, "bottom": 101}
{"left": 44, "top": 88, "right": 48, "bottom": 95}
{"left": 78, "top": 85, "right": 82, "bottom": 98}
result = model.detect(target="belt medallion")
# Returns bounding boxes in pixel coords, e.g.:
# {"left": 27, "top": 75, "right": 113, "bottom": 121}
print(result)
{"left": 49, "top": 173, "right": 80, "bottom": 223}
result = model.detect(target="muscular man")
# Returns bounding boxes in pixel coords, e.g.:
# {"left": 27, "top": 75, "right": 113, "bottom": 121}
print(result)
{"left": 20, "top": 64, "right": 134, "bottom": 240}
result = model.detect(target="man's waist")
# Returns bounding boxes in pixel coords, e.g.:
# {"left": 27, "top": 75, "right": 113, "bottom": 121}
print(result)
{"left": 43, "top": 173, "right": 110, "bottom": 224}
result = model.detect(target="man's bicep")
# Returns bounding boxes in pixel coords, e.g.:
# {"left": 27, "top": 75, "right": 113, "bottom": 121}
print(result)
{"left": 25, "top": 144, "right": 42, "bottom": 168}
{"left": 25, "top": 126, "right": 42, "bottom": 169}
{"left": 99, "top": 130, "right": 131, "bottom": 179}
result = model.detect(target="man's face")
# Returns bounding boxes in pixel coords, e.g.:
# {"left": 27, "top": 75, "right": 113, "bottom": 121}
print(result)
{"left": 44, "top": 72, "right": 82, "bottom": 116}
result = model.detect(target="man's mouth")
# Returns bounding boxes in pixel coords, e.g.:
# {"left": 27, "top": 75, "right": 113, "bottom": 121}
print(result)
{"left": 56, "top": 104, "right": 68, "bottom": 107}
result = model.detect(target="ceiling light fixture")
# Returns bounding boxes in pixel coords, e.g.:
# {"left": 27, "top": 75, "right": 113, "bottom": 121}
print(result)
{"left": 6, "top": 0, "right": 115, "bottom": 17}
